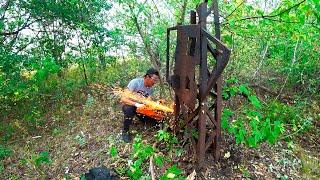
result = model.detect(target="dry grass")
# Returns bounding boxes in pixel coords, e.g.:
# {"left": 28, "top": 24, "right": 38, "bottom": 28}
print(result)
{"left": 2, "top": 84, "right": 319, "bottom": 179}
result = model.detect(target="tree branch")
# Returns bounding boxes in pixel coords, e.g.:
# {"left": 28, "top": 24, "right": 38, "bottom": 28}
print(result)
{"left": 252, "top": 44, "right": 269, "bottom": 79}
{"left": 0, "top": 0, "right": 10, "bottom": 20}
{"left": 151, "top": 0, "right": 161, "bottom": 19}
{"left": 178, "top": 0, "right": 188, "bottom": 25}
{"left": 149, "top": 156, "right": 156, "bottom": 180}
{"left": 128, "top": 3, "right": 160, "bottom": 70}
{"left": 0, "top": 17, "right": 40, "bottom": 36}
{"left": 249, "top": 83, "right": 293, "bottom": 102}
{"left": 275, "top": 40, "right": 300, "bottom": 101}
{"left": 225, "top": 1, "right": 245, "bottom": 19}
{"left": 223, "top": 0, "right": 306, "bottom": 24}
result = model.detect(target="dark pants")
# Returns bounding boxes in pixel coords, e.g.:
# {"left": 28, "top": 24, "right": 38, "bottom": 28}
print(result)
{"left": 122, "top": 105, "right": 158, "bottom": 132}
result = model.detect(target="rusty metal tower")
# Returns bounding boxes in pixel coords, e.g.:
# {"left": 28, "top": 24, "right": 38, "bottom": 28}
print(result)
{"left": 166, "top": 0, "right": 231, "bottom": 166}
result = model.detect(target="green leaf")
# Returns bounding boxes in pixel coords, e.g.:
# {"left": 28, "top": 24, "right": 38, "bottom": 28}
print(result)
{"left": 0, "top": 145, "right": 12, "bottom": 159}
{"left": 154, "top": 155, "right": 165, "bottom": 166}
{"left": 247, "top": 136, "right": 257, "bottom": 147}
{"left": 35, "top": 151, "right": 51, "bottom": 167}
{"left": 161, "top": 165, "right": 184, "bottom": 180}
{"left": 235, "top": 124, "right": 246, "bottom": 144}
{"left": 222, "top": 108, "right": 233, "bottom": 130}
{"left": 239, "top": 84, "right": 251, "bottom": 96}
{"left": 109, "top": 145, "right": 118, "bottom": 157}
{"left": 299, "top": 15, "right": 305, "bottom": 24}
{"left": 248, "top": 95, "right": 262, "bottom": 109}
{"left": 229, "top": 86, "right": 238, "bottom": 97}
{"left": 262, "top": 118, "right": 271, "bottom": 139}
{"left": 229, "top": 19, "right": 236, "bottom": 28}
{"left": 226, "top": 77, "right": 238, "bottom": 84}
{"left": 224, "top": 34, "right": 233, "bottom": 45}
{"left": 222, "top": 91, "right": 230, "bottom": 99}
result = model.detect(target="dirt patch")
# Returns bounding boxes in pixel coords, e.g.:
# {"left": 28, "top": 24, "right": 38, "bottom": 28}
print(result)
{"left": 2, "top": 86, "right": 319, "bottom": 179}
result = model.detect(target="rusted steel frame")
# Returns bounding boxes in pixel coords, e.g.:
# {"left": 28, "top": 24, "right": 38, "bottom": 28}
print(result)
{"left": 197, "top": 2, "right": 208, "bottom": 166}
{"left": 214, "top": 79, "right": 222, "bottom": 160}
{"left": 173, "top": 24, "right": 199, "bottom": 111}
{"left": 213, "top": 0, "right": 223, "bottom": 161}
{"left": 208, "top": 90, "right": 218, "bottom": 111}
{"left": 208, "top": 100, "right": 216, "bottom": 111}
{"left": 174, "top": 94, "right": 180, "bottom": 124}
{"left": 205, "top": 131, "right": 216, "bottom": 151}
{"left": 188, "top": 124, "right": 197, "bottom": 158}
{"left": 179, "top": 106, "right": 200, "bottom": 129}
{"left": 207, "top": 42, "right": 220, "bottom": 60}
{"left": 190, "top": 10, "right": 197, "bottom": 25}
{"left": 201, "top": 29, "right": 231, "bottom": 101}
{"left": 181, "top": 105, "right": 189, "bottom": 123}
{"left": 166, "top": 27, "right": 180, "bottom": 122}
{"left": 204, "top": 106, "right": 217, "bottom": 127}
{"left": 166, "top": 26, "right": 177, "bottom": 83}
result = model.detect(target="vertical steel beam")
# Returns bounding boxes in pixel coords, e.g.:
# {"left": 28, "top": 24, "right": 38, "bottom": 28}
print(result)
{"left": 190, "top": 10, "right": 196, "bottom": 24}
{"left": 213, "top": 0, "right": 222, "bottom": 161}
{"left": 197, "top": 2, "right": 208, "bottom": 166}
{"left": 166, "top": 0, "right": 229, "bottom": 167}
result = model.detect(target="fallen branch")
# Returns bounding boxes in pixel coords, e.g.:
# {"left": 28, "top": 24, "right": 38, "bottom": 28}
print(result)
{"left": 149, "top": 155, "right": 156, "bottom": 180}
{"left": 249, "top": 83, "right": 293, "bottom": 102}
{"left": 149, "top": 142, "right": 158, "bottom": 180}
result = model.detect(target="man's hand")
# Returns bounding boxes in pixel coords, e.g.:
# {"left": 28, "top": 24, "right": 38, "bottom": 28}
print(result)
{"left": 134, "top": 103, "right": 145, "bottom": 108}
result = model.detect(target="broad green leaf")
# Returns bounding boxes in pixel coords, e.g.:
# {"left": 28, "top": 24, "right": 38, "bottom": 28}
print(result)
{"left": 239, "top": 84, "right": 250, "bottom": 96}
{"left": 154, "top": 155, "right": 165, "bottom": 166}
{"left": 248, "top": 95, "right": 262, "bottom": 109}
{"left": 109, "top": 146, "right": 118, "bottom": 157}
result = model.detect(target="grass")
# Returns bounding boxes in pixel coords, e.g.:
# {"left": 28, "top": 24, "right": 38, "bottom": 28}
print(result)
{"left": 294, "top": 146, "right": 320, "bottom": 179}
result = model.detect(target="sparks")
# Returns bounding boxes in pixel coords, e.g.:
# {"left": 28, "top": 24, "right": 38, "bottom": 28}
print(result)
{"left": 113, "top": 88, "right": 174, "bottom": 113}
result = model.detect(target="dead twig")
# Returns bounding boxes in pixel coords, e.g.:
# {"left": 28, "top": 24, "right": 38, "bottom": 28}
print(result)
{"left": 249, "top": 83, "right": 293, "bottom": 102}
{"left": 149, "top": 142, "right": 158, "bottom": 180}
{"left": 275, "top": 40, "right": 300, "bottom": 101}
{"left": 252, "top": 44, "right": 269, "bottom": 79}
{"left": 149, "top": 155, "right": 156, "bottom": 180}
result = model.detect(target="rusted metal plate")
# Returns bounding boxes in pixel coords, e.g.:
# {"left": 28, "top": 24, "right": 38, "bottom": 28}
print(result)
{"left": 171, "top": 24, "right": 200, "bottom": 111}
{"left": 166, "top": 0, "right": 230, "bottom": 167}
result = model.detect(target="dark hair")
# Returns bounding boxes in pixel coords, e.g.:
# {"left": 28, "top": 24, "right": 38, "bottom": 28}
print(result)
{"left": 145, "top": 68, "right": 159, "bottom": 77}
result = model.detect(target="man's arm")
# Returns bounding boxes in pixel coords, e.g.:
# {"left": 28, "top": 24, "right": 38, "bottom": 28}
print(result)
{"left": 120, "top": 93, "right": 145, "bottom": 107}
{"left": 120, "top": 95, "right": 136, "bottom": 106}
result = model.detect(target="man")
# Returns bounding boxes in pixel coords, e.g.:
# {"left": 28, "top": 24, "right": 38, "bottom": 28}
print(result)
{"left": 120, "top": 68, "right": 160, "bottom": 142}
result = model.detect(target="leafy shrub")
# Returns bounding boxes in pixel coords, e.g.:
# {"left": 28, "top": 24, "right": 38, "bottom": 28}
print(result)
{"left": 0, "top": 145, "right": 12, "bottom": 159}
{"left": 156, "top": 129, "right": 178, "bottom": 149}
{"left": 222, "top": 77, "right": 313, "bottom": 147}
{"left": 98, "top": 59, "right": 151, "bottom": 87}
{"left": 125, "top": 134, "right": 185, "bottom": 179}
{"left": 160, "top": 165, "right": 184, "bottom": 180}
{"left": 222, "top": 79, "right": 286, "bottom": 147}
{"left": 127, "top": 135, "right": 154, "bottom": 179}
{"left": 33, "top": 151, "right": 51, "bottom": 167}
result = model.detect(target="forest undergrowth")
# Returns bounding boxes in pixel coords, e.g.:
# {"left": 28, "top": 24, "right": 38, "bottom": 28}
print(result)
{"left": 1, "top": 77, "right": 319, "bottom": 179}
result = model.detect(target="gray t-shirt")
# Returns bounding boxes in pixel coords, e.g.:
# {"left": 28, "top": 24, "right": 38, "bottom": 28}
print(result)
{"left": 127, "top": 77, "right": 153, "bottom": 97}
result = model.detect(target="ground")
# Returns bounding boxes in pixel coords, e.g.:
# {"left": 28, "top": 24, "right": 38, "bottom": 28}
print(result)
{"left": 2, "top": 85, "right": 320, "bottom": 179}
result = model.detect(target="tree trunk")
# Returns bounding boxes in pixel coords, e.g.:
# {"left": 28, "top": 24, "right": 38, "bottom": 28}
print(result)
{"left": 178, "top": 0, "right": 188, "bottom": 25}
{"left": 128, "top": 4, "right": 160, "bottom": 70}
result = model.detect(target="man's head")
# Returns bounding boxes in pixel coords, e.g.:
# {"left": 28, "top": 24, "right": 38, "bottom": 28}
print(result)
{"left": 144, "top": 68, "right": 159, "bottom": 87}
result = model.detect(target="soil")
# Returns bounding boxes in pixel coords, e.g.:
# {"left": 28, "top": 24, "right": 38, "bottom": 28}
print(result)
{"left": 1, "top": 85, "right": 319, "bottom": 179}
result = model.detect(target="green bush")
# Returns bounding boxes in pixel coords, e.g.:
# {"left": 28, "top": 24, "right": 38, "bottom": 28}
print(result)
{"left": 0, "top": 145, "right": 12, "bottom": 159}
{"left": 221, "top": 78, "right": 311, "bottom": 147}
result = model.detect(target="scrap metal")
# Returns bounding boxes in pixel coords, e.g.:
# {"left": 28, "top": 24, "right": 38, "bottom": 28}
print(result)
{"left": 166, "top": 0, "right": 231, "bottom": 167}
